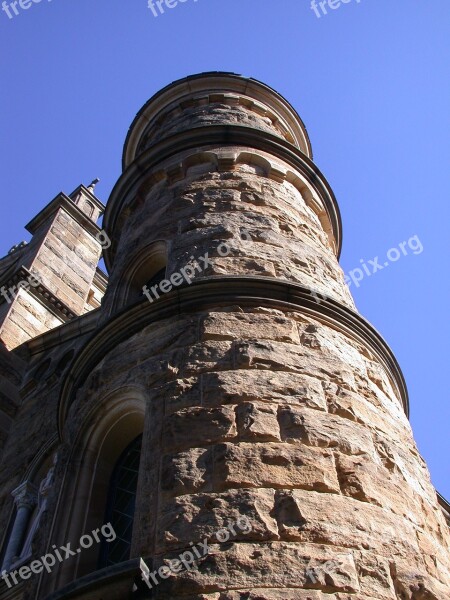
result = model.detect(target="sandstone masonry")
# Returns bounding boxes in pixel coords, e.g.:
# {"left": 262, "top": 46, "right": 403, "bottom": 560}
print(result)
{"left": 0, "top": 73, "right": 448, "bottom": 600}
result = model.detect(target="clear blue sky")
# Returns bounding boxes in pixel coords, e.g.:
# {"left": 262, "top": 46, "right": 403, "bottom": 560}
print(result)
{"left": 1, "top": 0, "right": 449, "bottom": 497}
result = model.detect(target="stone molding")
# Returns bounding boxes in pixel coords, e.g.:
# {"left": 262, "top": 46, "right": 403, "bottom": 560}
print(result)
{"left": 25, "top": 192, "right": 105, "bottom": 239}
{"left": 103, "top": 125, "right": 342, "bottom": 271}
{"left": 42, "top": 559, "right": 138, "bottom": 600}
{"left": 57, "top": 277, "right": 409, "bottom": 435}
{"left": 135, "top": 91, "right": 299, "bottom": 155}
{"left": 0, "top": 266, "right": 76, "bottom": 323}
{"left": 123, "top": 72, "right": 313, "bottom": 168}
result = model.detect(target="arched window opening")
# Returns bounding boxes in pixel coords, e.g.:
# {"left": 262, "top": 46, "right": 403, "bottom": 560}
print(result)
{"left": 125, "top": 241, "right": 167, "bottom": 305}
{"left": 50, "top": 397, "right": 145, "bottom": 588}
{"left": 99, "top": 435, "right": 142, "bottom": 567}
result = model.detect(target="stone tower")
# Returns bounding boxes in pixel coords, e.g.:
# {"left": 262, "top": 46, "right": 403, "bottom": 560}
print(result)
{"left": 0, "top": 73, "right": 449, "bottom": 600}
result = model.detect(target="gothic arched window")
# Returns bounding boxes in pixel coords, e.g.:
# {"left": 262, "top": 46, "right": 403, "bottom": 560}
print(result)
{"left": 99, "top": 435, "right": 142, "bottom": 567}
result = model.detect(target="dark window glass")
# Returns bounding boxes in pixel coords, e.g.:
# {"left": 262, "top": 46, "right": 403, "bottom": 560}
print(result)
{"left": 99, "top": 435, "right": 142, "bottom": 567}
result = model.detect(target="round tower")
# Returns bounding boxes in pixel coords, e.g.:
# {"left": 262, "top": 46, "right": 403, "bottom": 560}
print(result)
{"left": 50, "top": 73, "right": 450, "bottom": 599}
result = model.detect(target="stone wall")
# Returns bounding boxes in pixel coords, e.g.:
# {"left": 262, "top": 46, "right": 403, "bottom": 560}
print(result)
{"left": 29, "top": 208, "right": 102, "bottom": 315}
{"left": 57, "top": 304, "right": 450, "bottom": 598}
{"left": 103, "top": 147, "right": 350, "bottom": 317}
{"left": 1, "top": 73, "right": 449, "bottom": 600}
{"left": 0, "top": 290, "right": 64, "bottom": 351}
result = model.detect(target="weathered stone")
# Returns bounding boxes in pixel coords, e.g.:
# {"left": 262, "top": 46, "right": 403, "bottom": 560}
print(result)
{"left": 153, "top": 542, "right": 360, "bottom": 597}
{"left": 234, "top": 340, "right": 358, "bottom": 390}
{"left": 271, "top": 489, "right": 419, "bottom": 560}
{"left": 162, "top": 406, "right": 237, "bottom": 452}
{"left": 214, "top": 443, "right": 340, "bottom": 493}
{"left": 235, "top": 403, "right": 281, "bottom": 441}
{"left": 1, "top": 73, "right": 449, "bottom": 600}
{"left": 161, "top": 442, "right": 339, "bottom": 499}
{"left": 201, "top": 370, "right": 328, "bottom": 411}
{"left": 278, "top": 405, "right": 376, "bottom": 457}
{"left": 201, "top": 312, "right": 300, "bottom": 344}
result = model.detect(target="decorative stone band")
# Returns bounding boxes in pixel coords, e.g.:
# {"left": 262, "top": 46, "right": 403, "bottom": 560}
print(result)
{"left": 122, "top": 72, "right": 313, "bottom": 168}
{"left": 134, "top": 92, "right": 300, "bottom": 156}
{"left": 57, "top": 277, "right": 409, "bottom": 437}
{"left": 0, "top": 266, "right": 76, "bottom": 322}
{"left": 103, "top": 125, "right": 342, "bottom": 272}
{"left": 25, "top": 192, "right": 105, "bottom": 239}
{"left": 438, "top": 492, "right": 450, "bottom": 527}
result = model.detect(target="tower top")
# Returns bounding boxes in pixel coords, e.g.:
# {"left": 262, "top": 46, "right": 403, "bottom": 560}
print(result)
{"left": 103, "top": 72, "right": 342, "bottom": 273}
{"left": 122, "top": 72, "right": 313, "bottom": 170}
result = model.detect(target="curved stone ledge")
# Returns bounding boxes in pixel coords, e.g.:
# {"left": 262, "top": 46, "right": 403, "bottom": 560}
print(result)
{"left": 135, "top": 92, "right": 299, "bottom": 155}
{"left": 103, "top": 125, "right": 343, "bottom": 271}
{"left": 58, "top": 277, "right": 409, "bottom": 435}
{"left": 123, "top": 72, "right": 313, "bottom": 168}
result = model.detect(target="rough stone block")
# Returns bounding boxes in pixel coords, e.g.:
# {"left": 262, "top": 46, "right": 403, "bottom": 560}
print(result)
{"left": 235, "top": 403, "right": 281, "bottom": 441}
{"left": 162, "top": 406, "right": 237, "bottom": 452}
{"left": 201, "top": 312, "right": 300, "bottom": 344}
{"left": 202, "top": 370, "right": 328, "bottom": 411}
{"left": 271, "top": 489, "right": 419, "bottom": 559}
{"left": 278, "top": 405, "right": 376, "bottom": 457}
{"left": 153, "top": 542, "right": 359, "bottom": 597}
{"left": 234, "top": 340, "right": 357, "bottom": 391}
{"left": 214, "top": 443, "right": 340, "bottom": 493}
{"left": 157, "top": 488, "right": 279, "bottom": 550}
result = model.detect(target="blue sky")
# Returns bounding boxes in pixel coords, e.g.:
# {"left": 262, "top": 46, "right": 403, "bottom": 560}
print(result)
{"left": 1, "top": 0, "right": 449, "bottom": 498}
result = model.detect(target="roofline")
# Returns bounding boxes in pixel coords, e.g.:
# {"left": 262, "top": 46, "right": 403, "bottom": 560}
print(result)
{"left": 122, "top": 72, "right": 314, "bottom": 169}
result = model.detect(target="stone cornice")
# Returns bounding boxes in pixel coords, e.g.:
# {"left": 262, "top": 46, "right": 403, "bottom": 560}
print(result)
{"left": 103, "top": 124, "right": 343, "bottom": 272}
{"left": 17, "top": 307, "right": 101, "bottom": 358}
{"left": 57, "top": 277, "right": 409, "bottom": 436}
{"left": 437, "top": 492, "right": 450, "bottom": 524}
{"left": 25, "top": 192, "right": 104, "bottom": 239}
{"left": 0, "top": 266, "right": 76, "bottom": 322}
{"left": 123, "top": 72, "right": 313, "bottom": 168}
{"left": 93, "top": 267, "right": 108, "bottom": 292}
